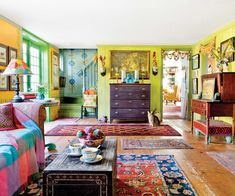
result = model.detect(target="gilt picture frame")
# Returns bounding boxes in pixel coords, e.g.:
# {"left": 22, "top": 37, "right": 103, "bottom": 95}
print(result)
{"left": 192, "top": 78, "right": 198, "bottom": 94}
{"left": 8, "top": 47, "right": 17, "bottom": 62}
{"left": 52, "top": 51, "right": 59, "bottom": 90}
{"left": 110, "top": 50, "right": 150, "bottom": 79}
{"left": 0, "top": 44, "right": 8, "bottom": 66}
{"left": 220, "top": 37, "right": 235, "bottom": 62}
{"left": 0, "top": 70, "right": 9, "bottom": 91}
{"left": 9, "top": 76, "right": 16, "bottom": 91}
{"left": 192, "top": 54, "right": 200, "bottom": 70}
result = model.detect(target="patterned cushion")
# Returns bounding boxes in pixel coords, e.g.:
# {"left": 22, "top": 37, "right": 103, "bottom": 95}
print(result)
{"left": 0, "top": 103, "right": 16, "bottom": 131}
{"left": 83, "top": 95, "right": 97, "bottom": 107}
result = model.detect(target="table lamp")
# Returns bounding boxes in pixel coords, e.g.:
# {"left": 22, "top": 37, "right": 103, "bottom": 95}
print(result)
{"left": 2, "top": 59, "right": 32, "bottom": 103}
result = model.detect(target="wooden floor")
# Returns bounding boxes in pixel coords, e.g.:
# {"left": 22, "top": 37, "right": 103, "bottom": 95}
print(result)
{"left": 44, "top": 118, "right": 235, "bottom": 196}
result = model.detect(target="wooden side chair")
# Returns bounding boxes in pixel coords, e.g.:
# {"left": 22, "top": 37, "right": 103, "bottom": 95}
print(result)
{"left": 81, "top": 91, "right": 98, "bottom": 119}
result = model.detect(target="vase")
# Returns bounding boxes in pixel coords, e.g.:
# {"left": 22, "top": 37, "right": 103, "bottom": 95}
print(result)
{"left": 37, "top": 93, "right": 45, "bottom": 100}
{"left": 121, "top": 70, "right": 126, "bottom": 82}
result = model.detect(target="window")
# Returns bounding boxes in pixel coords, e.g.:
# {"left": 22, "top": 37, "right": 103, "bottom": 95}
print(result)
{"left": 22, "top": 41, "right": 41, "bottom": 92}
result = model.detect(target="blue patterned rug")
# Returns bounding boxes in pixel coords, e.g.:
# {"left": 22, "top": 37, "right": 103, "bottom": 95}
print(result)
{"left": 117, "top": 154, "right": 197, "bottom": 196}
{"left": 19, "top": 154, "right": 196, "bottom": 196}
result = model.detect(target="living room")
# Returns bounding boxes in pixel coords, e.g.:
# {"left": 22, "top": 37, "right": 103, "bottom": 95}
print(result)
{"left": 0, "top": 0, "right": 235, "bottom": 196}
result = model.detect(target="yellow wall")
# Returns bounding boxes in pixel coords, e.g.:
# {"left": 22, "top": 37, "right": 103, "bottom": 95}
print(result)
{"left": 0, "top": 17, "right": 21, "bottom": 103}
{"left": 192, "top": 21, "right": 235, "bottom": 123}
{"left": 0, "top": 17, "right": 60, "bottom": 121}
{"left": 97, "top": 45, "right": 191, "bottom": 121}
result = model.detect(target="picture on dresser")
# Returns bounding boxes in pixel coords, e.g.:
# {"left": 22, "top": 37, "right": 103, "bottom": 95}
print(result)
{"left": 110, "top": 50, "right": 150, "bottom": 79}
{"left": 201, "top": 78, "right": 215, "bottom": 100}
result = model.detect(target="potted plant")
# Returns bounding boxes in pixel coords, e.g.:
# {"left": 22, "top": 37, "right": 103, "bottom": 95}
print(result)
{"left": 37, "top": 84, "right": 46, "bottom": 100}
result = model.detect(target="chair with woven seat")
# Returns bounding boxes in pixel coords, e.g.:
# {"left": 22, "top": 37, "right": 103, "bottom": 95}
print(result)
{"left": 81, "top": 89, "right": 98, "bottom": 119}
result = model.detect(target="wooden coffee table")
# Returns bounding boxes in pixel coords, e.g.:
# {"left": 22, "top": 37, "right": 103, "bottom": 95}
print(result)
{"left": 43, "top": 139, "right": 117, "bottom": 196}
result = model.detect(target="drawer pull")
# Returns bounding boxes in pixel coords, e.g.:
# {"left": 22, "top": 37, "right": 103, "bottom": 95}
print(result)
{"left": 142, "top": 103, "right": 145, "bottom": 106}
{"left": 115, "top": 87, "right": 118, "bottom": 90}
{"left": 141, "top": 88, "right": 145, "bottom": 90}
{"left": 128, "top": 93, "right": 133, "bottom": 96}
{"left": 141, "top": 95, "right": 146, "bottom": 98}
{"left": 115, "top": 111, "right": 119, "bottom": 114}
{"left": 115, "top": 94, "right": 119, "bottom": 97}
{"left": 129, "top": 109, "right": 132, "bottom": 112}
{"left": 128, "top": 100, "right": 132, "bottom": 103}
{"left": 115, "top": 102, "right": 119, "bottom": 105}
{"left": 141, "top": 111, "right": 145, "bottom": 114}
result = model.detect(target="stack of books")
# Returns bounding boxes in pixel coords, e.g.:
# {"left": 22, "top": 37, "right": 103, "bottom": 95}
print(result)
{"left": 20, "top": 92, "right": 37, "bottom": 100}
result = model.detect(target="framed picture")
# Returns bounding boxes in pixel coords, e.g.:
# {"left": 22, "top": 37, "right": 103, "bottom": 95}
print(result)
{"left": 201, "top": 78, "right": 216, "bottom": 100}
{"left": 52, "top": 51, "right": 59, "bottom": 90}
{"left": 9, "top": 76, "right": 16, "bottom": 91}
{"left": 192, "top": 54, "right": 200, "bottom": 70}
{"left": 110, "top": 50, "right": 150, "bottom": 79}
{"left": 8, "top": 47, "right": 17, "bottom": 62}
{"left": 192, "top": 78, "right": 198, "bottom": 94}
{"left": 0, "top": 71, "right": 9, "bottom": 90}
{"left": 220, "top": 37, "right": 235, "bottom": 62}
{"left": 0, "top": 44, "right": 8, "bottom": 66}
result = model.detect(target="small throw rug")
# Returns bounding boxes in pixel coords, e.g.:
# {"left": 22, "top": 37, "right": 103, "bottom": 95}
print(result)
{"left": 207, "top": 151, "right": 235, "bottom": 175}
{"left": 45, "top": 124, "right": 181, "bottom": 136}
{"left": 122, "top": 139, "right": 193, "bottom": 150}
{"left": 117, "top": 154, "right": 196, "bottom": 195}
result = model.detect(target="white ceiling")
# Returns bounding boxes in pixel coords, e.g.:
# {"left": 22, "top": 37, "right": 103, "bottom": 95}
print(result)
{"left": 1, "top": 0, "right": 235, "bottom": 48}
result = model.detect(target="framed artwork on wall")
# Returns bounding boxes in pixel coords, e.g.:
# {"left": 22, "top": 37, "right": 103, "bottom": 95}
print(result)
{"left": 192, "top": 78, "right": 198, "bottom": 94}
{"left": 220, "top": 37, "right": 235, "bottom": 62}
{"left": 52, "top": 51, "right": 59, "bottom": 90}
{"left": 8, "top": 47, "right": 17, "bottom": 62}
{"left": 192, "top": 54, "right": 200, "bottom": 70}
{"left": 110, "top": 50, "right": 150, "bottom": 79}
{"left": 9, "top": 76, "right": 16, "bottom": 91}
{"left": 0, "top": 70, "right": 9, "bottom": 90}
{"left": 0, "top": 44, "right": 8, "bottom": 66}
{"left": 201, "top": 78, "right": 216, "bottom": 100}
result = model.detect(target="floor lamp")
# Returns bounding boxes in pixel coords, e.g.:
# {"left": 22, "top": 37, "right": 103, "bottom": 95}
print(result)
{"left": 2, "top": 59, "right": 32, "bottom": 103}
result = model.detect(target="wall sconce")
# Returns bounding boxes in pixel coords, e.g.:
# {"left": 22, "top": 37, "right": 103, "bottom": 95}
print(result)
{"left": 99, "top": 55, "right": 106, "bottom": 76}
{"left": 152, "top": 51, "right": 158, "bottom": 75}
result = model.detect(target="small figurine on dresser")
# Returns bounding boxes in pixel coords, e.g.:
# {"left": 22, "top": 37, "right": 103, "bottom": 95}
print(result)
{"left": 125, "top": 73, "right": 135, "bottom": 83}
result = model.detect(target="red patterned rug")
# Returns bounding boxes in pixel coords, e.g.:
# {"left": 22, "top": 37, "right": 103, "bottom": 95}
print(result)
{"left": 122, "top": 139, "right": 192, "bottom": 150}
{"left": 45, "top": 124, "right": 181, "bottom": 136}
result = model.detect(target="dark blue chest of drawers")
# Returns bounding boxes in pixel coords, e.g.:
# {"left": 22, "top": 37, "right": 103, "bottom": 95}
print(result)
{"left": 110, "top": 84, "right": 150, "bottom": 122}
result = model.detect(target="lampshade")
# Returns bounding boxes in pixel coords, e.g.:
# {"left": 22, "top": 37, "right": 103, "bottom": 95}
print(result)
{"left": 2, "top": 59, "right": 32, "bottom": 75}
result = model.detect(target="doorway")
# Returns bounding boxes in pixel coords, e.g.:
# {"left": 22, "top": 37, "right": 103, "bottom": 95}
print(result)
{"left": 162, "top": 50, "right": 190, "bottom": 119}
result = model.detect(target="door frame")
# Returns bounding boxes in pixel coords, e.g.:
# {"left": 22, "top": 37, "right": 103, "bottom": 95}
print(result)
{"left": 160, "top": 48, "right": 192, "bottom": 120}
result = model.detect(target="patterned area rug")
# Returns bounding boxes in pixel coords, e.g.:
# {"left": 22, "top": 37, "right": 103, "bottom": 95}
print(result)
{"left": 122, "top": 139, "right": 192, "bottom": 150}
{"left": 22, "top": 154, "right": 195, "bottom": 196}
{"left": 117, "top": 154, "right": 196, "bottom": 195}
{"left": 45, "top": 124, "right": 181, "bottom": 136}
{"left": 207, "top": 152, "right": 235, "bottom": 175}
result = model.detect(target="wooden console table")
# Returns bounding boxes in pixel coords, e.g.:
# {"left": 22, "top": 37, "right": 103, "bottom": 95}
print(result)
{"left": 191, "top": 99, "right": 235, "bottom": 144}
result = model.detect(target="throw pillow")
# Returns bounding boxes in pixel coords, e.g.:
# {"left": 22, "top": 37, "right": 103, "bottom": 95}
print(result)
{"left": 0, "top": 103, "right": 16, "bottom": 131}
{"left": 83, "top": 95, "right": 97, "bottom": 107}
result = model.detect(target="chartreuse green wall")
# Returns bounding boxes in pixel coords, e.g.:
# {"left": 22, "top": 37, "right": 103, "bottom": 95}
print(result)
{"left": 192, "top": 21, "right": 235, "bottom": 123}
{"left": 97, "top": 45, "right": 192, "bottom": 121}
